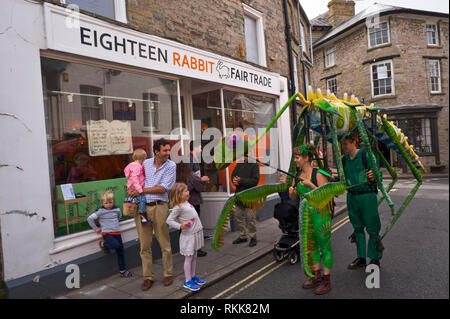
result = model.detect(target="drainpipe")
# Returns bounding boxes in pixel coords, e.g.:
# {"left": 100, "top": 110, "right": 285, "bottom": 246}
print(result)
{"left": 282, "top": 0, "right": 297, "bottom": 128}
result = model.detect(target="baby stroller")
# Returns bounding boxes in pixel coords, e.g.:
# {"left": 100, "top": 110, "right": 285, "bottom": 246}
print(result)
{"left": 273, "top": 200, "right": 300, "bottom": 265}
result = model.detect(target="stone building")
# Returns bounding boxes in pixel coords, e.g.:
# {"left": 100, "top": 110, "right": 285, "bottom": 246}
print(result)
{"left": 310, "top": 1, "right": 449, "bottom": 173}
{"left": 0, "top": 0, "right": 312, "bottom": 297}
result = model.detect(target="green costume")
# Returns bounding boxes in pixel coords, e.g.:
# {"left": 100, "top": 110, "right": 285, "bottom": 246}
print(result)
{"left": 343, "top": 149, "right": 383, "bottom": 261}
{"left": 297, "top": 169, "right": 333, "bottom": 269}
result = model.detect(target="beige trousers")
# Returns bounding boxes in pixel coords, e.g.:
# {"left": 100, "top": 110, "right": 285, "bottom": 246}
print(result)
{"left": 234, "top": 204, "right": 256, "bottom": 239}
{"left": 135, "top": 203, "right": 173, "bottom": 280}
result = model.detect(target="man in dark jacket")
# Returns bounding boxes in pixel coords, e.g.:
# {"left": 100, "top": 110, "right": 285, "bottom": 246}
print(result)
{"left": 231, "top": 156, "right": 260, "bottom": 247}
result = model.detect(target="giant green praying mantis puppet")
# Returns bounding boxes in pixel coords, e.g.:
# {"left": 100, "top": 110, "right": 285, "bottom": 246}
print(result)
{"left": 212, "top": 87, "right": 425, "bottom": 278}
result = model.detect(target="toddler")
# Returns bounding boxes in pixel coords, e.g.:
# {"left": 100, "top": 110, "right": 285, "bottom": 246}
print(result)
{"left": 87, "top": 190, "right": 132, "bottom": 277}
{"left": 124, "top": 148, "right": 151, "bottom": 225}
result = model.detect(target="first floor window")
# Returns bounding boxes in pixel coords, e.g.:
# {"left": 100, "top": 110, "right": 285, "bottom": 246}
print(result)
{"left": 429, "top": 60, "right": 441, "bottom": 93}
{"left": 368, "top": 21, "right": 389, "bottom": 48}
{"left": 426, "top": 24, "right": 438, "bottom": 46}
{"left": 371, "top": 61, "right": 393, "bottom": 97}
{"left": 325, "top": 46, "right": 335, "bottom": 68}
{"left": 326, "top": 77, "right": 337, "bottom": 94}
{"left": 244, "top": 5, "right": 266, "bottom": 66}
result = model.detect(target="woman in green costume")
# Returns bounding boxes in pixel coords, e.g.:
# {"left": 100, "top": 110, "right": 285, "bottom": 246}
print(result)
{"left": 288, "top": 144, "right": 333, "bottom": 295}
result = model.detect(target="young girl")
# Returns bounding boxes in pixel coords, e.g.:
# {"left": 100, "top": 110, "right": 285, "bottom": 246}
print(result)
{"left": 124, "top": 148, "right": 151, "bottom": 225}
{"left": 166, "top": 182, "right": 206, "bottom": 291}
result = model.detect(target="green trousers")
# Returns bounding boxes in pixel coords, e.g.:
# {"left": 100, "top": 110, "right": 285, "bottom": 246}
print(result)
{"left": 347, "top": 193, "right": 383, "bottom": 260}
{"left": 309, "top": 206, "right": 333, "bottom": 269}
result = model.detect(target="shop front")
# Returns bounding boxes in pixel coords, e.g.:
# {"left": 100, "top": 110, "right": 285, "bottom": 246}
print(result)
{"left": 0, "top": 2, "right": 291, "bottom": 297}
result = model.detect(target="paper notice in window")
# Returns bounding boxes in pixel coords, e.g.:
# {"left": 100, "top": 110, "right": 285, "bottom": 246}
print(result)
{"left": 87, "top": 120, "right": 133, "bottom": 156}
{"left": 61, "top": 183, "right": 76, "bottom": 200}
{"left": 378, "top": 66, "right": 388, "bottom": 79}
{"left": 110, "top": 120, "right": 133, "bottom": 154}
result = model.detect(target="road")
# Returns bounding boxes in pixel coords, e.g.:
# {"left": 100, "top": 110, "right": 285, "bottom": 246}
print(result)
{"left": 189, "top": 178, "right": 449, "bottom": 299}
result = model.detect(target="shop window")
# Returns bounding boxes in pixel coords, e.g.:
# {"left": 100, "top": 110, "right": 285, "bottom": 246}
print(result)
{"left": 429, "top": 60, "right": 441, "bottom": 93}
{"left": 62, "top": 0, "right": 127, "bottom": 23}
{"left": 326, "top": 77, "right": 337, "bottom": 95}
{"left": 371, "top": 61, "right": 394, "bottom": 97}
{"left": 368, "top": 21, "right": 390, "bottom": 48}
{"left": 41, "top": 56, "right": 181, "bottom": 237}
{"left": 223, "top": 90, "right": 278, "bottom": 190}
{"left": 243, "top": 4, "right": 267, "bottom": 66}
{"left": 192, "top": 89, "right": 224, "bottom": 192}
{"left": 395, "top": 118, "right": 434, "bottom": 155}
{"left": 426, "top": 24, "right": 438, "bottom": 46}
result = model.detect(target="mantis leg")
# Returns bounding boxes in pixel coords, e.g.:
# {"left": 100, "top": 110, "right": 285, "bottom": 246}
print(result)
{"left": 375, "top": 144, "right": 399, "bottom": 206}
{"left": 380, "top": 116, "right": 422, "bottom": 239}
{"left": 298, "top": 197, "right": 314, "bottom": 278}
{"left": 212, "top": 183, "right": 291, "bottom": 250}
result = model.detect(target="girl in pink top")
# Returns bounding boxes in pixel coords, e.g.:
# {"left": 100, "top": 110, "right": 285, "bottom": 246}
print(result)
{"left": 124, "top": 149, "right": 151, "bottom": 225}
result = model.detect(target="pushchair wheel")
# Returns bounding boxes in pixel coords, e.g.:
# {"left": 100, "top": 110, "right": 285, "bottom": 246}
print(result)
{"left": 273, "top": 249, "right": 284, "bottom": 262}
{"left": 288, "top": 251, "right": 299, "bottom": 265}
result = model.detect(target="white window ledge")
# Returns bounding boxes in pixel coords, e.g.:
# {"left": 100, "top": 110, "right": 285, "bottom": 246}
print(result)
{"left": 49, "top": 218, "right": 136, "bottom": 255}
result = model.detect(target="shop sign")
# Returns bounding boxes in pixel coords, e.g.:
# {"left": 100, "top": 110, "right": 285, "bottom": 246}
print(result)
{"left": 44, "top": 3, "right": 280, "bottom": 95}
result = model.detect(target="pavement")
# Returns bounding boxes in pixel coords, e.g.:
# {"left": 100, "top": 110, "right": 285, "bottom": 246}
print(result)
{"left": 58, "top": 194, "right": 347, "bottom": 299}
{"left": 58, "top": 172, "right": 447, "bottom": 299}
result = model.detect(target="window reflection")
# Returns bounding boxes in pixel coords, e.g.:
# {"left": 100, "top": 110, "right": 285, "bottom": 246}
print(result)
{"left": 41, "top": 57, "right": 183, "bottom": 237}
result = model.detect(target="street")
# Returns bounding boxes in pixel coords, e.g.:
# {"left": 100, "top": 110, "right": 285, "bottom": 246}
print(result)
{"left": 189, "top": 178, "right": 449, "bottom": 299}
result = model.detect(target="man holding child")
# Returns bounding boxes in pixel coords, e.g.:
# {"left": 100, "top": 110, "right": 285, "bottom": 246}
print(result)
{"left": 128, "top": 138, "right": 176, "bottom": 291}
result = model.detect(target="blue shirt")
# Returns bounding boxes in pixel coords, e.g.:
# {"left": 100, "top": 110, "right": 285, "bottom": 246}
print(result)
{"left": 142, "top": 157, "right": 176, "bottom": 203}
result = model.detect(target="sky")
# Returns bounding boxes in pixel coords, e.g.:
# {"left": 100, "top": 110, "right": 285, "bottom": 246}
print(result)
{"left": 301, "top": 0, "right": 449, "bottom": 20}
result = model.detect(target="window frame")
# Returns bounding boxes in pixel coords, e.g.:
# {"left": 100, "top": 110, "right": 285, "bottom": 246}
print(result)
{"left": 426, "top": 24, "right": 439, "bottom": 46}
{"left": 370, "top": 60, "right": 395, "bottom": 98}
{"left": 243, "top": 4, "right": 267, "bottom": 67}
{"left": 429, "top": 60, "right": 442, "bottom": 93}
{"left": 60, "top": 0, "right": 128, "bottom": 23}
{"left": 324, "top": 46, "right": 335, "bottom": 68}
{"left": 367, "top": 21, "right": 390, "bottom": 49}
{"left": 326, "top": 77, "right": 337, "bottom": 95}
{"left": 300, "top": 21, "right": 307, "bottom": 53}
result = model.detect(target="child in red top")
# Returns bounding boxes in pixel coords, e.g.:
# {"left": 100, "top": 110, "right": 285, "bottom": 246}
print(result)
{"left": 124, "top": 149, "right": 151, "bottom": 225}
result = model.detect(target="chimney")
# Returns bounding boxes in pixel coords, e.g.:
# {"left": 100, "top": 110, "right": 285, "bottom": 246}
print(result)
{"left": 327, "top": 0, "right": 355, "bottom": 28}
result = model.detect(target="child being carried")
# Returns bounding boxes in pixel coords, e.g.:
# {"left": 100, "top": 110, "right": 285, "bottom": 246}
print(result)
{"left": 124, "top": 148, "right": 151, "bottom": 225}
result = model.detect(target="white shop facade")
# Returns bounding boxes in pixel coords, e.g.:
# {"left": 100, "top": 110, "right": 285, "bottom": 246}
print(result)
{"left": 0, "top": 2, "right": 292, "bottom": 297}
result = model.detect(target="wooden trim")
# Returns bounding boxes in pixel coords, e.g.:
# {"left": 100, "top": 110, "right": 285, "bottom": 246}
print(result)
{"left": 320, "top": 72, "right": 342, "bottom": 81}
{"left": 362, "top": 54, "right": 400, "bottom": 65}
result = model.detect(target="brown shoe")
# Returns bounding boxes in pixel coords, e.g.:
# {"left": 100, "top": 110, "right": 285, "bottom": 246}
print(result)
{"left": 163, "top": 276, "right": 173, "bottom": 286}
{"left": 302, "top": 270, "right": 322, "bottom": 289}
{"left": 315, "top": 274, "right": 331, "bottom": 295}
{"left": 141, "top": 279, "right": 154, "bottom": 291}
